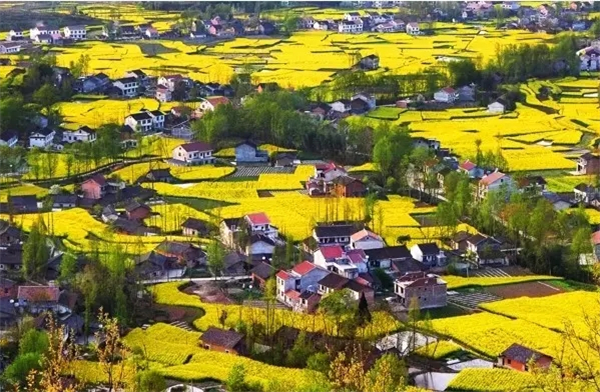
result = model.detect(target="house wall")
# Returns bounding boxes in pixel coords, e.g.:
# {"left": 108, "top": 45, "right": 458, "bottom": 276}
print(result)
{"left": 81, "top": 181, "right": 103, "bottom": 199}
{"left": 29, "top": 132, "right": 54, "bottom": 148}
{"left": 202, "top": 342, "right": 240, "bottom": 355}
{"left": 183, "top": 227, "right": 199, "bottom": 236}
{"left": 352, "top": 237, "right": 385, "bottom": 250}
{"left": 236, "top": 144, "right": 267, "bottom": 163}
{"left": 127, "top": 207, "right": 150, "bottom": 221}
{"left": 395, "top": 282, "right": 447, "bottom": 309}
{"left": 247, "top": 241, "right": 275, "bottom": 255}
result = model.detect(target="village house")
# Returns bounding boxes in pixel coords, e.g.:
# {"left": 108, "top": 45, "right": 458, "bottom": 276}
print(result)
{"left": 573, "top": 183, "right": 598, "bottom": 204}
{"left": 134, "top": 251, "right": 183, "bottom": 279}
{"left": 488, "top": 100, "right": 506, "bottom": 114}
{"left": 276, "top": 261, "right": 329, "bottom": 312}
{"left": 8, "top": 29, "right": 24, "bottom": 41}
{"left": 478, "top": 171, "right": 513, "bottom": 199}
{"left": 464, "top": 233, "right": 508, "bottom": 265}
{"left": 144, "top": 168, "right": 173, "bottom": 183}
{"left": 17, "top": 286, "right": 60, "bottom": 314}
{"left": 125, "top": 110, "right": 165, "bottom": 132}
{"left": 344, "top": 12, "right": 362, "bottom": 22}
{"left": 124, "top": 200, "right": 151, "bottom": 221}
{"left": 498, "top": 343, "right": 552, "bottom": 372}
{"left": 30, "top": 23, "right": 60, "bottom": 41}
{"left": 410, "top": 243, "right": 446, "bottom": 267}
{"left": 0, "top": 42, "right": 23, "bottom": 54}
{"left": 329, "top": 99, "right": 351, "bottom": 113}
{"left": 6, "top": 195, "right": 38, "bottom": 214}
{"left": 0, "top": 245, "right": 23, "bottom": 272}
{"left": 576, "top": 153, "right": 600, "bottom": 175}
{"left": 181, "top": 218, "right": 210, "bottom": 237}
{"left": 406, "top": 22, "right": 420, "bottom": 35}
{"left": 313, "top": 246, "right": 368, "bottom": 279}
{"left": 313, "top": 20, "right": 331, "bottom": 30}
{"left": 198, "top": 96, "right": 230, "bottom": 114}
{"left": 157, "top": 75, "right": 183, "bottom": 92}
{"left": 338, "top": 20, "right": 364, "bottom": 33}
{"left": 235, "top": 141, "right": 269, "bottom": 164}
{"left": 331, "top": 175, "right": 367, "bottom": 198}
{"left": 359, "top": 54, "right": 379, "bottom": 70}
{"left": 434, "top": 87, "right": 458, "bottom": 103}
{"left": 350, "top": 229, "right": 386, "bottom": 250}
{"left": 313, "top": 224, "right": 356, "bottom": 247}
{"left": 274, "top": 152, "right": 297, "bottom": 168}
{"left": 154, "top": 240, "right": 206, "bottom": 268}
{"left": 81, "top": 174, "right": 125, "bottom": 200}
{"left": 52, "top": 194, "right": 78, "bottom": 209}
{"left": 394, "top": 272, "right": 447, "bottom": 309}
{"left": 63, "top": 25, "right": 86, "bottom": 40}
{"left": 155, "top": 85, "right": 172, "bottom": 102}
{"left": 113, "top": 77, "right": 139, "bottom": 97}
{"left": 62, "top": 126, "right": 96, "bottom": 143}
{"left": 457, "top": 85, "right": 476, "bottom": 102}
{"left": 363, "top": 246, "right": 410, "bottom": 269}
{"left": 124, "top": 69, "right": 148, "bottom": 83}
{"left": 220, "top": 212, "right": 280, "bottom": 251}
{"left": 352, "top": 92, "right": 376, "bottom": 110}
{"left": 171, "top": 141, "right": 215, "bottom": 165}
{"left": 459, "top": 160, "right": 483, "bottom": 178}
{"left": 29, "top": 127, "right": 55, "bottom": 148}
{"left": 201, "top": 327, "right": 245, "bottom": 355}
{"left": 251, "top": 261, "right": 275, "bottom": 290}
{"left": 317, "top": 272, "right": 375, "bottom": 304}
{"left": 0, "top": 131, "right": 18, "bottom": 148}
{"left": 0, "top": 220, "right": 22, "bottom": 246}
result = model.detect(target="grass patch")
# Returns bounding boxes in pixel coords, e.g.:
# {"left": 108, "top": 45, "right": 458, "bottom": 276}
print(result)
{"left": 163, "top": 196, "right": 235, "bottom": 212}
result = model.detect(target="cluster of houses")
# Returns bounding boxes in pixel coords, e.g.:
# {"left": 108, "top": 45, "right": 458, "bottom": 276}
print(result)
{"left": 1, "top": 21, "right": 88, "bottom": 52}
{"left": 298, "top": 11, "right": 421, "bottom": 35}
{"left": 578, "top": 40, "right": 600, "bottom": 72}
{"left": 305, "top": 92, "right": 378, "bottom": 122}
{"left": 189, "top": 16, "right": 277, "bottom": 39}
{"left": 305, "top": 161, "right": 367, "bottom": 197}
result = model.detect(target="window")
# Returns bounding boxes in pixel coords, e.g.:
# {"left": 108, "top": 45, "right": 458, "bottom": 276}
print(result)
{"left": 507, "top": 359, "right": 511, "bottom": 365}
{"left": 225, "top": 350, "right": 230, "bottom": 353}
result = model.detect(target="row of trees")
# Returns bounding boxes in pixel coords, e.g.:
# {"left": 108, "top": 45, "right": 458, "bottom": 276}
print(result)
{"left": 192, "top": 89, "right": 349, "bottom": 161}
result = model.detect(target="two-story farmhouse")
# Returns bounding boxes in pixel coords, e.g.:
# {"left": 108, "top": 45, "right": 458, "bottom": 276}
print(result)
{"left": 29, "top": 128, "right": 55, "bottom": 148}
{"left": 410, "top": 243, "right": 446, "bottom": 267}
{"left": 113, "top": 77, "right": 139, "bottom": 97}
{"left": 125, "top": 110, "right": 165, "bottom": 132}
{"left": 576, "top": 153, "right": 600, "bottom": 175}
{"left": 394, "top": 272, "right": 447, "bottom": 309}
{"left": 62, "top": 126, "right": 96, "bottom": 143}
{"left": 235, "top": 141, "right": 268, "bottom": 164}
{"left": 171, "top": 141, "right": 215, "bottom": 165}
{"left": 478, "top": 171, "right": 513, "bottom": 199}
{"left": 313, "top": 246, "right": 368, "bottom": 279}
{"left": 63, "top": 25, "right": 87, "bottom": 39}
{"left": 276, "top": 261, "right": 329, "bottom": 312}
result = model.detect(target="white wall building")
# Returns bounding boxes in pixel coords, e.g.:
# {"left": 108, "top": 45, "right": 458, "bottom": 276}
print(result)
{"left": 29, "top": 128, "right": 56, "bottom": 148}
{"left": 62, "top": 126, "right": 96, "bottom": 143}
{"left": 63, "top": 25, "right": 87, "bottom": 40}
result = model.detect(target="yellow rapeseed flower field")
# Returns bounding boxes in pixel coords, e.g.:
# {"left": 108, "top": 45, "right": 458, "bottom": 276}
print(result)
{"left": 447, "top": 368, "right": 535, "bottom": 392}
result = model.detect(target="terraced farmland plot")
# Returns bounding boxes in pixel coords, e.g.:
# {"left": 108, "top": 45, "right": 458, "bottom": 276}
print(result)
{"left": 447, "top": 291, "right": 502, "bottom": 309}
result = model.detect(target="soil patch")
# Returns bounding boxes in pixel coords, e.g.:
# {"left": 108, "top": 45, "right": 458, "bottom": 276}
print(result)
{"left": 485, "top": 281, "right": 565, "bottom": 299}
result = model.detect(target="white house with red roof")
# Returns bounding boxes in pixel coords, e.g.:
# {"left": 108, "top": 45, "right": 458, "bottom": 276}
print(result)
{"left": 172, "top": 141, "right": 215, "bottom": 165}
{"left": 313, "top": 246, "right": 368, "bottom": 279}
{"left": 157, "top": 75, "right": 183, "bottom": 92}
{"left": 406, "top": 22, "right": 420, "bottom": 35}
{"left": 350, "top": 229, "right": 386, "bottom": 250}
{"left": 307, "top": 162, "right": 348, "bottom": 196}
{"left": 244, "top": 213, "right": 279, "bottom": 240}
{"left": 276, "top": 261, "right": 328, "bottom": 312}
{"left": 478, "top": 170, "right": 513, "bottom": 199}
{"left": 199, "top": 96, "right": 230, "bottom": 113}
{"left": 459, "top": 159, "right": 483, "bottom": 178}
{"left": 156, "top": 85, "right": 172, "bottom": 102}
{"left": 434, "top": 87, "right": 458, "bottom": 103}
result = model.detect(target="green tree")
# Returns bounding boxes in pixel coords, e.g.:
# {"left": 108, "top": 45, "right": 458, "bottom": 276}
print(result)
{"left": 2, "top": 352, "right": 43, "bottom": 388}
{"left": 227, "top": 363, "right": 247, "bottom": 392}
{"left": 319, "top": 289, "right": 358, "bottom": 337}
{"left": 282, "top": 15, "right": 300, "bottom": 33}
{"left": 22, "top": 217, "right": 49, "bottom": 280}
{"left": 136, "top": 370, "right": 166, "bottom": 392}
{"left": 286, "top": 331, "right": 315, "bottom": 367}
{"left": 207, "top": 239, "right": 225, "bottom": 279}
{"left": 356, "top": 293, "right": 372, "bottom": 327}
{"left": 19, "top": 329, "right": 49, "bottom": 356}
{"left": 58, "top": 251, "right": 78, "bottom": 287}
{"left": 307, "top": 352, "right": 330, "bottom": 374}
{"left": 364, "top": 353, "right": 407, "bottom": 392}
{"left": 33, "top": 83, "right": 60, "bottom": 115}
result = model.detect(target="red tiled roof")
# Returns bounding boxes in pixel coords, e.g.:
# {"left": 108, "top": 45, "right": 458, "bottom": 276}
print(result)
{"left": 179, "top": 141, "right": 213, "bottom": 153}
{"left": 246, "top": 212, "right": 270, "bottom": 225}
{"left": 592, "top": 231, "right": 600, "bottom": 245}
{"left": 350, "top": 229, "right": 382, "bottom": 243}
{"left": 292, "top": 261, "right": 316, "bottom": 276}
{"left": 480, "top": 171, "right": 506, "bottom": 186}
{"left": 276, "top": 270, "right": 290, "bottom": 280}
{"left": 460, "top": 160, "right": 476, "bottom": 171}
{"left": 285, "top": 290, "right": 301, "bottom": 300}
{"left": 18, "top": 286, "right": 60, "bottom": 302}
{"left": 206, "top": 96, "right": 230, "bottom": 107}
{"left": 88, "top": 174, "right": 106, "bottom": 186}
{"left": 319, "top": 246, "right": 344, "bottom": 259}
{"left": 347, "top": 248, "right": 367, "bottom": 264}
{"left": 442, "top": 87, "right": 456, "bottom": 94}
